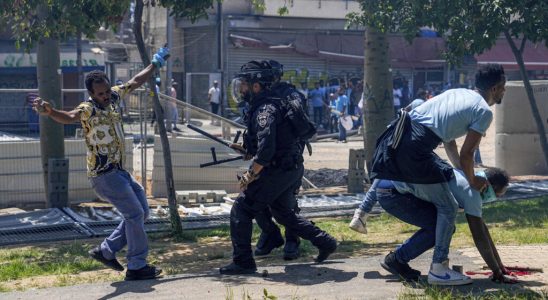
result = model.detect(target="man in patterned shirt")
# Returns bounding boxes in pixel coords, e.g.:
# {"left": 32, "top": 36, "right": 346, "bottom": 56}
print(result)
{"left": 32, "top": 47, "right": 170, "bottom": 281}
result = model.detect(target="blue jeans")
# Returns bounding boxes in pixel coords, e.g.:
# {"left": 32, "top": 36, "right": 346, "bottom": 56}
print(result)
{"left": 359, "top": 179, "right": 379, "bottom": 212}
{"left": 338, "top": 119, "right": 347, "bottom": 141}
{"left": 376, "top": 185, "right": 437, "bottom": 264}
{"left": 90, "top": 169, "right": 150, "bottom": 270}
{"left": 392, "top": 182, "right": 458, "bottom": 263}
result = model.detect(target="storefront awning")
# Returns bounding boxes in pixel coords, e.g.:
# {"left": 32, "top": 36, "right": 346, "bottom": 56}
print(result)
{"left": 476, "top": 39, "right": 548, "bottom": 71}
{"left": 229, "top": 32, "right": 447, "bottom": 68}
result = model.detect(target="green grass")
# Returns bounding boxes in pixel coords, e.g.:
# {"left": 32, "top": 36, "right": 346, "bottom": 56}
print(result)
{"left": 0, "top": 242, "right": 103, "bottom": 282}
{"left": 399, "top": 283, "right": 547, "bottom": 300}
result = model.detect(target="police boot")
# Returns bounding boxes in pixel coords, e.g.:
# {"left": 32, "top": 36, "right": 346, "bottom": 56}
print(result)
{"left": 254, "top": 232, "right": 284, "bottom": 256}
{"left": 219, "top": 262, "right": 257, "bottom": 275}
{"left": 315, "top": 236, "right": 337, "bottom": 263}
{"left": 283, "top": 240, "right": 300, "bottom": 260}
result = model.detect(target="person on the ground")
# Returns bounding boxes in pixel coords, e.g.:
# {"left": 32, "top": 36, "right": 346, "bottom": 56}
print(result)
{"left": 208, "top": 80, "right": 221, "bottom": 124}
{"left": 362, "top": 63, "right": 506, "bottom": 285}
{"left": 32, "top": 47, "right": 170, "bottom": 281}
{"left": 220, "top": 60, "right": 337, "bottom": 275}
{"left": 349, "top": 167, "right": 515, "bottom": 285}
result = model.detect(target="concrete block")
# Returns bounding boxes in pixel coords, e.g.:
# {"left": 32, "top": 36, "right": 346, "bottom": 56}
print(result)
{"left": 496, "top": 81, "right": 548, "bottom": 134}
{"left": 495, "top": 133, "right": 548, "bottom": 175}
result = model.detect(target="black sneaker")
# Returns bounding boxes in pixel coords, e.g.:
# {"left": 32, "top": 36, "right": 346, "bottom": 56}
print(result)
{"left": 219, "top": 262, "right": 257, "bottom": 275}
{"left": 173, "top": 126, "right": 182, "bottom": 132}
{"left": 315, "top": 237, "right": 337, "bottom": 263}
{"left": 380, "top": 252, "right": 421, "bottom": 281}
{"left": 88, "top": 247, "right": 124, "bottom": 271}
{"left": 125, "top": 265, "right": 162, "bottom": 281}
{"left": 254, "top": 232, "right": 284, "bottom": 256}
{"left": 283, "top": 241, "right": 300, "bottom": 260}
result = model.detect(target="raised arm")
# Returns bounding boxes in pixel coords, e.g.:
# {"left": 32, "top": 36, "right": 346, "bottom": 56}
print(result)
{"left": 126, "top": 47, "right": 170, "bottom": 93}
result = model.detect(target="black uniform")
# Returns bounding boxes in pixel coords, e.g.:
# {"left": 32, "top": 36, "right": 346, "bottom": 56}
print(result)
{"left": 253, "top": 81, "right": 306, "bottom": 258}
{"left": 227, "top": 90, "right": 335, "bottom": 270}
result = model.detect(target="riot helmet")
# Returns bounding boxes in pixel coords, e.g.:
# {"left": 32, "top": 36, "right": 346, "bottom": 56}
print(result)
{"left": 231, "top": 60, "right": 276, "bottom": 103}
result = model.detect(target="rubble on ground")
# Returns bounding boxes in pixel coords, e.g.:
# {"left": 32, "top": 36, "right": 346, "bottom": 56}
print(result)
{"left": 304, "top": 168, "right": 348, "bottom": 187}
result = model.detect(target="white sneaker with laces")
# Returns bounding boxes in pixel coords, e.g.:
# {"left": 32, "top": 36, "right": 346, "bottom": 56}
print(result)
{"left": 428, "top": 260, "right": 473, "bottom": 286}
{"left": 349, "top": 208, "right": 368, "bottom": 234}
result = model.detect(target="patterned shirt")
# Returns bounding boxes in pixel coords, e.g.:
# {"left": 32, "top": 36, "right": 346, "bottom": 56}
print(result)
{"left": 77, "top": 84, "right": 130, "bottom": 177}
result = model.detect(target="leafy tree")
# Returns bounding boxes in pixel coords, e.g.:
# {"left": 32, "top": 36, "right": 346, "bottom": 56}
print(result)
{"left": 0, "top": 0, "right": 129, "bottom": 207}
{"left": 347, "top": 1, "right": 418, "bottom": 169}
{"left": 417, "top": 0, "right": 548, "bottom": 168}
{"left": 132, "top": 0, "right": 219, "bottom": 234}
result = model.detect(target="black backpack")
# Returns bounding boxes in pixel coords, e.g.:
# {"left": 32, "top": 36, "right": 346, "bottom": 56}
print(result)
{"left": 271, "top": 83, "right": 316, "bottom": 141}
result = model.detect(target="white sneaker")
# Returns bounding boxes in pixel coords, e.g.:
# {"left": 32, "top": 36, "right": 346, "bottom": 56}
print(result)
{"left": 428, "top": 260, "right": 472, "bottom": 286}
{"left": 349, "top": 208, "right": 368, "bottom": 234}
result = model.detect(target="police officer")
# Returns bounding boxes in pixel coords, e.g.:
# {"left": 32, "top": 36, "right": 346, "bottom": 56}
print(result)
{"left": 220, "top": 61, "right": 337, "bottom": 275}
{"left": 252, "top": 60, "right": 307, "bottom": 260}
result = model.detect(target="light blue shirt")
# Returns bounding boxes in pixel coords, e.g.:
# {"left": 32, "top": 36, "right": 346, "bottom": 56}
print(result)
{"left": 392, "top": 169, "right": 482, "bottom": 217}
{"left": 335, "top": 95, "right": 349, "bottom": 114}
{"left": 409, "top": 88, "right": 493, "bottom": 143}
{"left": 408, "top": 99, "right": 425, "bottom": 111}
{"left": 309, "top": 89, "right": 324, "bottom": 107}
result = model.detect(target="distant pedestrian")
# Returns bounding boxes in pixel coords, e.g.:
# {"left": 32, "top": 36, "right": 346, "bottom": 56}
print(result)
{"left": 208, "top": 80, "right": 221, "bottom": 124}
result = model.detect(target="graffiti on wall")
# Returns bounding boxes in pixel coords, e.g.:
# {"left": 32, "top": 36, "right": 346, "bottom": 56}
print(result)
{"left": 1, "top": 53, "right": 103, "bottom": 68}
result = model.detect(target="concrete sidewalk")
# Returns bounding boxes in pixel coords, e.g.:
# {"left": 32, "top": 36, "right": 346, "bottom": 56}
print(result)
{"left": 3, "top": 248, "right": 545, "bottom": 300}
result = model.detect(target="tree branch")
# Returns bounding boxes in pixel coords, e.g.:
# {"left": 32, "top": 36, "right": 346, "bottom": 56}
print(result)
{"left": 519, "top": 36, "right": 526, "bottom": 55}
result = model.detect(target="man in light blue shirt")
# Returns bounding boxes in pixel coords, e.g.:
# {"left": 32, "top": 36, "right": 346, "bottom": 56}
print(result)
{"left": 365, "top": 64, "right": 506, "bottom": 284}
{"left": 309, "top": 82, "right": 325, "bottom": 127}
{"left": 351, "top": 168, "right": 514, "bottom": 285}
{"left": 333, "top": 87, "right": 349, "bottom": 142}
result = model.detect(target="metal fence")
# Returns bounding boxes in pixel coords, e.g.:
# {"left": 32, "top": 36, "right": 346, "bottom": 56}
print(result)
{"left": 0, "top": 88, "right": 247, "bottom": 209}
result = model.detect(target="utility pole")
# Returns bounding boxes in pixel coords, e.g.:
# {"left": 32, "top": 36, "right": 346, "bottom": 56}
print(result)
{"left": 165, "top": 8, "right": 173, "bottom": 94}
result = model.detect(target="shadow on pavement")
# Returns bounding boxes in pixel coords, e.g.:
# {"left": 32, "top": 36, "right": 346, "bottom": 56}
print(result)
{"left": 362, "top": 270, "right": 401, "bottom": 283}
{"left": 97, "top": 273, "right": 217, "bottom": 300}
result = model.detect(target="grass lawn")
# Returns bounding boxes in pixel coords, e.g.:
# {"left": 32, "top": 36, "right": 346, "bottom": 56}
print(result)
{"left": 0, "top": 197, "right": 546, "bottom": 295}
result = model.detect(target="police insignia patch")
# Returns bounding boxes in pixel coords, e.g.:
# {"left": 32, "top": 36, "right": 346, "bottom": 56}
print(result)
{"left": 257, "top": 111, "right": 269, "bottom": 127}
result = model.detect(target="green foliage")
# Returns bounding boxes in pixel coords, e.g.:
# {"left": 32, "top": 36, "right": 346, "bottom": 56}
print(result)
{"left": 412, "top": 0, "right": 547, "bottom": 64}
{"left": 160, "top": 0, "right": 218, "bottom": 23}
{"left": 0, "top": 0, "right": 130, "bottom": 50}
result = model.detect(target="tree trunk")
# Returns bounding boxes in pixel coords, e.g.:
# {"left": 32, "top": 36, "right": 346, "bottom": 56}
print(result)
{"left": 37, "top": 5, "right": 65, "bottom": 207}
{"left": 504, "top": 31, "right": 548, "bottom": 169}
{"left": 76, "top": 29, "right": 84, "bottom": 89}
{"left": 134, "top": 0, "right": 183, "bottom": 235}
{"left": 362, "top": 27, "right": 394, "bottom": 169}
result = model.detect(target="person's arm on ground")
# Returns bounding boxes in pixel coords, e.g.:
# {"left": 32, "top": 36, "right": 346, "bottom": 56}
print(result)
{"left": 466, "top": 214, "right": 517, "bottom": 283}
{"left": 461, "top": 130, "right": 487, "bottom": 191}
{"left": 32, "top": 99, "right": 81, "bottom": 124}
{"left": 443, "top": 140, "right": 462, "bottom": 169}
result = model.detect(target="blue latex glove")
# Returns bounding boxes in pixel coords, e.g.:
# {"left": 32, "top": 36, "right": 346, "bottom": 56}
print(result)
{"left": 152, "top": 47, "right": 170, "bottom": 68}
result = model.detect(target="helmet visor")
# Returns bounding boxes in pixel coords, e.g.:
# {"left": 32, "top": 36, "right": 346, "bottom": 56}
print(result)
{"left": 231, "top": 77, "right": 249, "bottom": 104}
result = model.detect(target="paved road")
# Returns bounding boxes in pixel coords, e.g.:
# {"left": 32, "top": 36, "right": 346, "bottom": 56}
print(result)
{"left": 3, "top": 248, "right": 545, "bottom": 300}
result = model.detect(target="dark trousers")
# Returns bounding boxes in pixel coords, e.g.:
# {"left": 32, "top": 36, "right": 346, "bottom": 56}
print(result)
{"left": 313, "top": 106, "right": 324, "bottom": 127}
{"left": 376, "top": 183, "right": 437, "bottom": 263}
{"left": 211, "top": 102, "right": 219, "bottom": 115}
{"left": 254, "top": 192, "right": 300, "bottom": 245}
{"left": 230, "top": 164, "right": 332, "bottom": 267}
